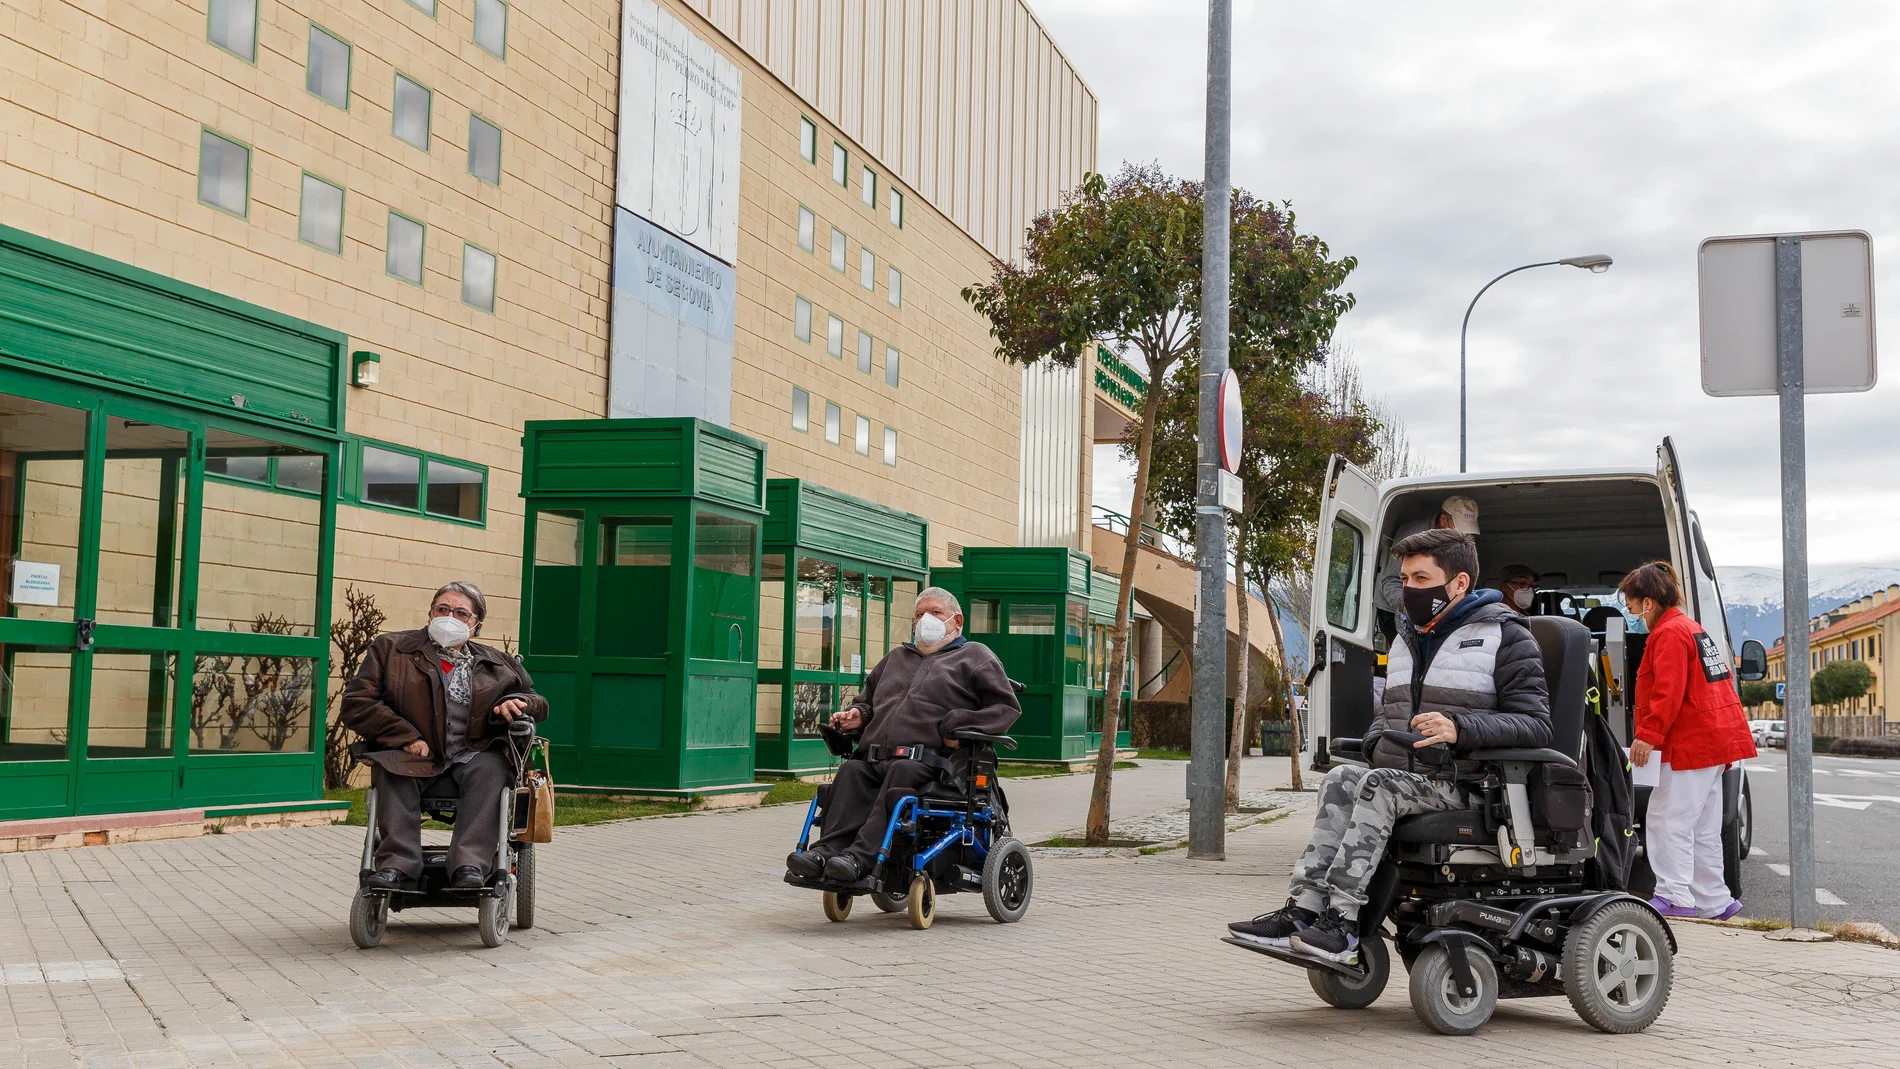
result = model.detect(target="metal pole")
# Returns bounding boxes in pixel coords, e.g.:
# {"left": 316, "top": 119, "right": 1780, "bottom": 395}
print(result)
{"left": 1457, "top": 261, "right": 1560, "bottom": 473}
{"left": 1775, "top": 234, "right": 1820, "bottom": 930}
{"left": 1189, "top": 0, "right": 1231, "bottom": 861}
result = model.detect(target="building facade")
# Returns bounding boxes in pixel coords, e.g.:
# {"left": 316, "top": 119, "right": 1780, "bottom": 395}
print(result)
{"left": 0, "top": 0, "right": 1100, "bottom": 818}
{"left": 1764, "top": 584, "right": 1900, "bottom": 726}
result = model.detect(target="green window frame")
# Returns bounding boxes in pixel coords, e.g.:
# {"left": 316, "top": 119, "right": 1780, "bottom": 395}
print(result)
{"left": 474, "top": 0, "right": 507, "bottom": 58}
{"left": 197, "top": 128, "right": 250, "bottom": 219}
{"left": 860, "top": 165, "right": 877, "bottom": 208}
{"left": 204, "top": 452, "right": 326, "bottom": 497}
{"left": 831, "top": 142, "right": 847, "bottom": 186}
{"left": 791, "top": 387, "right": 810, "bottom": 432}
{"left": 342, "top": 437, "right": 488, "bottom": 526}
{"left": 385, "top": 210, "right": 425, "bottom": 285}
{"left": 206, "top": 0, "right": 258, "bottom": 62}
{"left": 393, "top": 72, "right": 432, "bottom": 150}
{"left": 404, "top": 0, "right": 437, "bottom": 16}
{"left": 793, "top": 296, "right": 811, "bottom": 342}
{"left": 889, "top": 187, "right": 904, "bottom": 228}
{"left": 306, "top": 23, "right": 352, "bottom": 109}
{"left": 800, "top": 116, "right": 818, "bottom": 163}
{"left": 462, "top": 242, "right": 497, "bottom": 312}
{"left": 297, "top": 172, "right": 345, "bottom": 255}
{"left": 797, "top": 205, "right": 814, "bottom": 252}
{"left": 468, "top": 113, "right": 503, "bottom": 185}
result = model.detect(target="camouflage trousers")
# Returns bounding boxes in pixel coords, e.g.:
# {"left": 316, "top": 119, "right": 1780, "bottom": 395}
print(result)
{"left": 1288, "top": 764, "right": 1470, "bottom": 919}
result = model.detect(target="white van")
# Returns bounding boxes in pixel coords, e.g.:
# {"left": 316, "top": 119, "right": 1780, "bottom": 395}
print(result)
{"left": 1302, "top": 438, "right": 1763, "bottom": 897}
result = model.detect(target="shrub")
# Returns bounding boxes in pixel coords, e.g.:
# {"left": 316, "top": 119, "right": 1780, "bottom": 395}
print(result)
{"left": 1830, "top": 736, "right": 1900, "bottom": 759}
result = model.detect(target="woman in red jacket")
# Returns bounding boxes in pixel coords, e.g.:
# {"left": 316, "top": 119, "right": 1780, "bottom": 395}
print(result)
{"left": 1621, "top": 561, "right": 1758, "bottom": 920}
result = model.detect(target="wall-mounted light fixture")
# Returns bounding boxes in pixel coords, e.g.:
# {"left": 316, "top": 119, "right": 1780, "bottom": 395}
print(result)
{"left": 351, "top": 350, "right": 381, "bottom": 387}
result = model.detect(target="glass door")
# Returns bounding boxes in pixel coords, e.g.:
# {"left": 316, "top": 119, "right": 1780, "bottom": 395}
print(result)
{"left": 0, "top": 389, "right": 91, "bottom": 818}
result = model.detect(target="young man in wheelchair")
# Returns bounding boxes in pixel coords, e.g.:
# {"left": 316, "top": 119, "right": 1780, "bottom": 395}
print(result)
{"left": 1230, "top": 529, "right": 1551, "bottom": 965}
{"left": 785, "top": 586, "right": 1021, "bottom": 884}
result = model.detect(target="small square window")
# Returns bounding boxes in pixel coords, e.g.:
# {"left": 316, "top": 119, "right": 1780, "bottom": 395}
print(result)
{"left": 859, "top": 248, "right": 875, "bottom": 290}
{"left": 799, "top": 117, "right": 817, "bottom": 163}
{"left": 462, "top": 243, "right": 497, "bottom": 311}
{"left": 831, "top": 142, "right": 847, "bottom": 186}
{"left": 393, "top": 73, "right": 431, "bottom": 150}
{"left": 208, "top": 0, "right": 257, "bottom": 61}
{"left": 405, "top": 0, "right": 436, "bottom": 15}
{"left": 854, "top": 415, "right": 871, "bottom": 456}
{"left": 386, "top": 211, "right": 424, "bottom": 284}
{"left": 889, "top": 188, "right": 904, "bottom": 228}
{"left": 298, "top": 174, "right": 344, "bottom": 253}
{"left": 887, "top": 266, "right": 902, "bottom": 307}
{"left": 857, "top": 330, "right": 872, "bottom": 375}
{"left": 474, "top": 0, "right": 507, "bottom": 58}
{"left": 861, "top": 165, "right": 876, "bottom": 208}
{"left": 197, "top": 129, "right": 249, "bottom": 216}
{"left": 885, "top": 345, "right": 900, "bottom": 388}
{"left": 794, "top": 296, "right": 812, "bottom": 341}
{"left": 826, "top": 315, "right": 843, "bottom": 358}
{"left": 829, "top": 228, "right": 846, "bottom": 272}
{"left": 468, "top": 114, "right": 502, "bottom": 184}
{"left": 792, "top": 387, "right": 810, "bottom": 432}
{"left": 883, "top": 427, "right": 898, "bottom": 466}
{"left": 824, "top": 402, "right": 841, "bottom": 445}
{"left": 425, "top": 458, "right": 484, "bottom": 520}
{"left": 307, "top": 25, "right": 350, "bottom": 107}
{"left": 362, "top": 446, "right": 420, "bottom": 508}
{"left": 797, "top": 206, "right": 814, "bottom": 252}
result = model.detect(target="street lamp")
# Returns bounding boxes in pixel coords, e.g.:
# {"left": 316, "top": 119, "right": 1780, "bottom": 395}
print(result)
{"left": 1459, "top": 254, "right": 1613, "bottom": 472}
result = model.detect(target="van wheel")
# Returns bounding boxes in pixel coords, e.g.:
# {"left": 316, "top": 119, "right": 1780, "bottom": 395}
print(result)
{"left": 1408, "top": 944, "right": 1497, "bottom": 1035}
{"left": 1564, "top": 901, "right": 1673, "bottom": 1033}
{"left": 349, "top": 893, "right": 388, "bottom": 949}
{"left": 1309, "top": 932, "right": 1389, "bottom": 1009}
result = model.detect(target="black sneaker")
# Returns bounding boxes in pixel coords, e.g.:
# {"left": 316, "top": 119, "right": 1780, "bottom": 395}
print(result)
{"left": 1289, "top": 908, "right": 1360, "bottom": 965}
{"left": 1227, "top": 900, "right": 1317, "bottom": 949}
{"left": 786, "top": 850, "right": 826, "bottom": 879}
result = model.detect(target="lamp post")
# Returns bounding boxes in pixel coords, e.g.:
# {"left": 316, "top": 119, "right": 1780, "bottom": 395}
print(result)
{"left": 1459, "top": 254, "right": 1612, "bottom": 472}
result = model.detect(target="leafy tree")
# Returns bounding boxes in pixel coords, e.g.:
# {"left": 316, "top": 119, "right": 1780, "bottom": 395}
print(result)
{"left": 966, "top": 163, "right": 1355, "bottom": 844}
{"left": 1812, "top": 659, "right": 1873, "bottom": 709}
{"left": 1738, "top": 680, "right": 1780, "bottom": 709}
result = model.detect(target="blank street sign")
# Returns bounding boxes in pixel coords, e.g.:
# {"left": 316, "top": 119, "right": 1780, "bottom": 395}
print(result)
{"left": 1698, "top": 230, "right": 1876, "bottom": 396}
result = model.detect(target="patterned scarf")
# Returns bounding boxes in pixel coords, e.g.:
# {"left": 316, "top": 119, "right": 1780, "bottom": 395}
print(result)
{"left": 436, "top": 643, "right": 474, "bottom": 706}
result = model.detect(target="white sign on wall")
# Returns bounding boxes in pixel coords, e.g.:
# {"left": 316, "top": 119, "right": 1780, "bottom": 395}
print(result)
{"left": 9, "top": 560, "right": 60, "bottom": 607}
{"left": 616, "top": 0, "right": 741, "bottom": 265}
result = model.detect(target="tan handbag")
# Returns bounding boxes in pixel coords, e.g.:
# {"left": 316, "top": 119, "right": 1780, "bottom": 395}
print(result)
{"left": 518, "top": 739, "right": 555, "bottom": 843}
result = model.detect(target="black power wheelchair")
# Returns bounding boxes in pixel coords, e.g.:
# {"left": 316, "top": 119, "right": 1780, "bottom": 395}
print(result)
{"left": 350, "top": 718, "right": 544, "bottom": 949}
{"left": 1227, "top": 616, "right": 1676, "bottom": 1036}
{"left": 785, "top": 722, "right": 1033, "bottom": 930}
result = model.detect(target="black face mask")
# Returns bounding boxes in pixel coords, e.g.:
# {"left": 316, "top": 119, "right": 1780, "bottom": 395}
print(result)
{"left": 1402, "top": 584, "right": 1453, "bottom": 629}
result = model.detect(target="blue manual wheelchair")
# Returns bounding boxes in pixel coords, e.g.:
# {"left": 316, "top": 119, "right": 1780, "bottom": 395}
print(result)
{"left": 785, "top": 726, "right": 1033, "bottom": 930}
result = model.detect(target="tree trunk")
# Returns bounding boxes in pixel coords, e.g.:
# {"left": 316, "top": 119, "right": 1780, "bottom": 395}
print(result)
{"left": 1087, "top": 375, "right": 1167, "bottom": 846}
{"left": 1224, "top": 522, "right": 1249, "bottom": 813}
{"left": 1264, "top": 578, "right": 1303, "bottom": 791}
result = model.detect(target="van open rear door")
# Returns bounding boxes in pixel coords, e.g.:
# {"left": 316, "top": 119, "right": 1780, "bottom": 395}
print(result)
{"left": 1304, "top": 455, "right": 1380, "bottom": 769}
{"left": 1657, "top": 437, "right": 1708, "bottom": 625}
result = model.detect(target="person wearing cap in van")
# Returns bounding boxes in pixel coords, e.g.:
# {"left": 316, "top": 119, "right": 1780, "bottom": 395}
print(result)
{"left": 1373, "top": 495, "right": 1480, "bottom": 614}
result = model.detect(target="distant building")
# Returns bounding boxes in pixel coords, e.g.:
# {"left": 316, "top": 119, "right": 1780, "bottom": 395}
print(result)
{"left": 1765, "top": 583, "right": 1900, "bottom": 724}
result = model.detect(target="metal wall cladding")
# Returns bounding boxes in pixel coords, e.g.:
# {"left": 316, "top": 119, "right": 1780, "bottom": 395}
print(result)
{"left": 764, "top": 478, "right": 928, "bottom": 573}
{"left": 960, "top": 546, "right": 1091, "bottom": 597}
{"left": 1019, "top": 362, "right": 1082, "bottom": 548}
{"left": 677, "top": 0, "right": 1097, "bottom": 264}
{"left": 521, "top": 418, "right": 767, "bottom": 512}
{"left": 0, "top": 225, "right": 346, "bottom": 433}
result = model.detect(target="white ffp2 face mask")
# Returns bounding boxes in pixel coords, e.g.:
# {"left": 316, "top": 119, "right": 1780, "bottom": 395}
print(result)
{"left": 1511, "top": 588, "right": 1535, "bottom": 610}
{"left": 914, "top": 613, "right": 947, "bottom": 647}
{"left": 429, "top": 616, "right": 472, "bottom": 648}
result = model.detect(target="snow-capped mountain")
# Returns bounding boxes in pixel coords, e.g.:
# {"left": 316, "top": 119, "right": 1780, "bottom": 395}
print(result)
{"left": 1716, "top": 563, "right": 1900, "bottom": 645}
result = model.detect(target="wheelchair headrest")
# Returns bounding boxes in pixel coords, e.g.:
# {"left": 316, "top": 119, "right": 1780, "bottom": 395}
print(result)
{"left": 1525, "top": 615, "right": 1590, "bottom": 763}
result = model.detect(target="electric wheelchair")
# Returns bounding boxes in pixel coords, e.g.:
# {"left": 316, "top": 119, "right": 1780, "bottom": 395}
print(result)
{"left": 1226, "top": 616, "right": 1676, "bottom": 1036}
{"left": 349, "top": 718, "right": 545, "bottom": 949}
{"left": 785, "top": 723, "right": 1033, "bottom": 930}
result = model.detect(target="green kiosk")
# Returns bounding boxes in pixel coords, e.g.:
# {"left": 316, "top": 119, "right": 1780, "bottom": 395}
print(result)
{"left": 754, "top": 479, "right": 929, "bottom": 779}
{"left": 932, "top": 547, "right": 1131, "bottom": 767}
{"left": 517, "top": 418, "right": 768, "bottom": 804}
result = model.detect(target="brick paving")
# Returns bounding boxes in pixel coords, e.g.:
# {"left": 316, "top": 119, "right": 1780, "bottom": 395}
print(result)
{"left": 4, "top": 759, "right": 1900, "bottom": 1068}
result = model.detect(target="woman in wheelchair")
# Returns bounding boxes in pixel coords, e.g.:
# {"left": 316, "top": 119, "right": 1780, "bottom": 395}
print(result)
{"left": 341, "top": 582, "right": 547, "bottom": 892}
{"left": 785, "top": 587, "right": 1021, "bottom": 886}
{"left": 1229, "top": 529, "right": 1551, "bottom": 965}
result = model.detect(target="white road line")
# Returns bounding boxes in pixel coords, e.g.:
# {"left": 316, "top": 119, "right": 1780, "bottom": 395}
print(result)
{"left": 1813, "top": 795, "right": 1874, "bottom": 810}
{"left": 1817, "top": 889, "right": 1848, "bottom": 906}
{"left": 1768, "top": 863, "right": 1790, "bottom": 876}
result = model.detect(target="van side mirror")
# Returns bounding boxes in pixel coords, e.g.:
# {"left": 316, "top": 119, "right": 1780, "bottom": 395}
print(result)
{"left": 1738, "top": 639, "right": 1767, "bottom": 681}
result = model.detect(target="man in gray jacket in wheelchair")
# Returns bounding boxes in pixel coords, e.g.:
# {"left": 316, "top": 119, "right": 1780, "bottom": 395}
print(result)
{"left": 1230, "top": 528, "right": 1551, "bottom": 965}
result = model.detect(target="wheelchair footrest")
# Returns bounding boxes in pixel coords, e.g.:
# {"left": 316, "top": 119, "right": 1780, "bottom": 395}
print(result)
{"left": 1220, "top": 935, "right": 1368, "bottom": 979}
{"left": 782, "top": 872, "right": 877, "bottom": 894}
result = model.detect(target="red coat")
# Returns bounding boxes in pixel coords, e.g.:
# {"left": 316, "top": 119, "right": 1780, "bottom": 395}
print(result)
{"left": 1633, "top": 607, "right": 1758, "bottom": 770}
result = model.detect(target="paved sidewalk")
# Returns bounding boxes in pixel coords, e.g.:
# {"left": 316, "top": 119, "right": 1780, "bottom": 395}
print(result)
{"left": 5, "top": 758, "right": 1899, "bottom": 1068}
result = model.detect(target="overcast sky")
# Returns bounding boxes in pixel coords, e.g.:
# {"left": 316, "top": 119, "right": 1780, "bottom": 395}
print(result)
{"left": 1036, "top": 0, "right": 1900, "bottom": 568}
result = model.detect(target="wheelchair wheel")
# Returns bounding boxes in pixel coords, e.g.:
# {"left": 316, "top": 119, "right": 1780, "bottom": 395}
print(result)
{"left": 981, "top": 837, "right": 1032, "bottom": 923}
{"left": 477, "top": 879, "right": 514, "bottom": 948}
{"left": 349, "top": 892, "right": 388, "bottom": 950}
{"left": 1309, "top": 931, "right": 1388, "bottom": 1009}
{"left": 514, "top": 844, "right": 536, "bottom": 931}
{"left": 1408, "top": 944, "right": 1497, "bottom": 1036}
{"left": 822, "top": 891, "right": 854, "bottom": 922}
{"left": 1563, "top": 901, "right": 1673, "bottom": 1034}
{"left": 870, "top": 885, "right": 907, "bottom": 913}
{"left": 905, "top": 874, "right": 936, "bottom": 930}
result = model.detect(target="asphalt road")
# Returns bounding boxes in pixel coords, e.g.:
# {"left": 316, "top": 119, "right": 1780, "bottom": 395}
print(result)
{"left": 1737, "top": 747, "right": 1900, "bottom": 931}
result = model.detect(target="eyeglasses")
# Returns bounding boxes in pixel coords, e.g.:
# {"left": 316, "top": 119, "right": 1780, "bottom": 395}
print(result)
{"left": 431, "top": 604, "right": 477, "bottom": 622}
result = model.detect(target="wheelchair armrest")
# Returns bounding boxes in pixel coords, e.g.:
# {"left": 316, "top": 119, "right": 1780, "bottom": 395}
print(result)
{"left": 1468, "top": 747, "right": 1578, "bottom": 770}
{"left": 1330, "top": 738, "right": 1364, "bottom": 756}
{"left": 950, "top": 729, "right": 1017, "bottom": 750}
{"left": 1006, "top": 678, "right": 1027, "bottom": 695}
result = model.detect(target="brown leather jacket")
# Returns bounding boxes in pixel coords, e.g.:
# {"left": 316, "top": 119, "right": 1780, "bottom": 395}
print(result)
{"left": 340, "top": 629, "right": 548, "bottom": 765}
